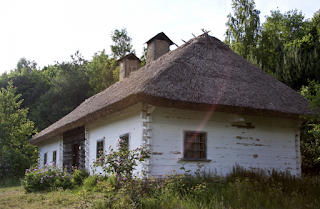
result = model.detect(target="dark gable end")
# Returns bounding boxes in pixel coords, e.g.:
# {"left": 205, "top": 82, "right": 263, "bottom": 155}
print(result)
{"left": 30, "top": 34, "right": 313, "bottom": 145}
{"left": 146, "top": 32, "right": 174, "bottom": 64}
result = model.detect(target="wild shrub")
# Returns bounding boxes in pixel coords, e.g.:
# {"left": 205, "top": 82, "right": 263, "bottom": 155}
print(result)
{"left": 83, "top": 175, "right": 99, "bottom": 191}
{"left": 0, "top": 176, "right": 20, "bottom": 188}
{"left": 21, "top": 163, "right": 73, "bottom": 193}
{"left": 80, "top": 164, "right": 320, "bottom": 208}
{"left": 225, "top": 163, "right": 267, "bottom": 183}
{"left": 300, "top": 81, "right": 320, "bottom": 174}
{"left": 106, "top": 174, "right": 117, "bottom": 188}
{"left": 71, "top": 168, "right": 89, "bottom": 186}
{"left": 0, "top": 157, "right": 14, "bottom": 181}
{"left": 156, "top": 163, "right": 218, "bottom": 198}
{"left": 139, "top": 165, "right": 320, "bottom": 209}
{"left": 94, "top": 175, "right": 118, "bottom": 194}
{"left": 92, "top": 138, "right": 151, "bottom": 182}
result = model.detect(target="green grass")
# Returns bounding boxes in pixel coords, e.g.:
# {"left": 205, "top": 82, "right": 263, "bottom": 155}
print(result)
{"left": 0, "top": 186, "right": 106, "bottom": 209}
{"left": 1, "top": 167, "right": 320, "bottom": 209}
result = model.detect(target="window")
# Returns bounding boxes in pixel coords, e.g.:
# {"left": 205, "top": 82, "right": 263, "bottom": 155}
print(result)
{"left": 44, "top": 152, "right": 47, "bottom": 166}
{"left": 97, "top": 139, "right": 104, "bottom": 159}
{"left": 52, "top": 150, "right": 57, "bottom": 164}
{"left": 184, "top": 131, "right": 207, "bottom": 160}
{"left": 120, "top": 133, "right": 129, "bottom": 148}
{"left": 119, "top": 133, "right": 129, "bottom": 159}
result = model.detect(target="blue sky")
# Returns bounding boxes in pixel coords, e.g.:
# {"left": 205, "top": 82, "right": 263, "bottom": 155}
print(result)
{"left": 0, "top": 0, "right": 319, "bottom": 75}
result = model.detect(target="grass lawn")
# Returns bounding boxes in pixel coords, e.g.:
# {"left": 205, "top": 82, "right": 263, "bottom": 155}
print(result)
{"left": 0, "top": 186, "right": 103, "bottom": 209}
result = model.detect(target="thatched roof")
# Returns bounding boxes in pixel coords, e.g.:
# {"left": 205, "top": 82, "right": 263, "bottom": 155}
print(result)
{"left": 30, "top": 34, "right": 313, "bottom": 145}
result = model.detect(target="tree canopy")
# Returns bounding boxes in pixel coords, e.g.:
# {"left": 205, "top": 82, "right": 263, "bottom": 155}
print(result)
{"left": 86, "top": 50, "right": 119, "bottom": 94}
{"left": 110, "top": 28, "right": 135, "bottom": 59}
{"left": 225, "top": 0, "right": 261, "bottom": 59}
{"left": 225, "top": 2, "right": 320, "bottom": 91}
{"left": 0, "top": 81, "right": 37, "bottom": 178}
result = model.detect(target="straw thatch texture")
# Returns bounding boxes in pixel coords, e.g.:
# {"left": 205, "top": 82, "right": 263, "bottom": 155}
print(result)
{"left": 30, "top": 35, "right": 313, "bottom": 145}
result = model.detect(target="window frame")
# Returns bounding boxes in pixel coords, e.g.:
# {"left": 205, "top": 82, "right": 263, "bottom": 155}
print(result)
{"left": 119, "top": 133, "right": 130, "bottom": 160}
{"left": 183, "top": 131, "right": 208, "bottom": 161}
{"left": 96, "top": 139, "right": 104, "bottom": 159}
{"left": 44, "top": 152, "right": 47, "bottom": 166}
{"left": 119, "top": 133, "right": 129, "bottom": 148}
{"left": 52, "top": 150, "right": 57, "bottom": 164}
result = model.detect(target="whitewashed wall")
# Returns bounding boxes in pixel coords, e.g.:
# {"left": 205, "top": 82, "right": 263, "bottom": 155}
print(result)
{"left": 37, "top": 104, "right": 301, "bottom": 178}
{"left": 148, "top": 107, "right": 301, "bottom": 177}
{"left": 38, "top": 134, "right": 63, "bottom": 167}
{"left": 86, "top": 103, "right": 144, "bottom": 175}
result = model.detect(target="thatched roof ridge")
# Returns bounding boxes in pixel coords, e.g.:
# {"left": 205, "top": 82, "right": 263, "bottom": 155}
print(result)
{"left": 30, "top": 34, "right": 313, "bottom": 145}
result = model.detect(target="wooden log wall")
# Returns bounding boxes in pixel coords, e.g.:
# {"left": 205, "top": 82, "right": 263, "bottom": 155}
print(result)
{"left": 63, "top": 126, "right": 86, "bottom": 172}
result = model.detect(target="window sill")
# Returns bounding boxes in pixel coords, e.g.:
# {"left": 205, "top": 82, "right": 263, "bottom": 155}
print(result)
{"left": 178, "top": 158, "right": 212, "bottom": 162}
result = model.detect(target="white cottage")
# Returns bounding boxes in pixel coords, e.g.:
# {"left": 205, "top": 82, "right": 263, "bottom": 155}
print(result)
{"left": 30, "top": 32, "right": 313, "bottom": 177}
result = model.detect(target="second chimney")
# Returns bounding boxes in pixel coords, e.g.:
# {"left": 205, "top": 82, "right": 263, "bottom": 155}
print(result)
{"left": 118, "top": 53, "right": 141, "bottom": 81}
{"left": 146, "top": 32, "right": 174, "bottom": 64}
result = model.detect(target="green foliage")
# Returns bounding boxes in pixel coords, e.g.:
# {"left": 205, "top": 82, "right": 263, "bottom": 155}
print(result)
{"left": 0, "top": 81, "right": 36, "bottom": 146}
{"left": 86, "top": 50, "right": 118, "bottom": 94}
{"left": 82, "top": 174, "right": 111, "bottom": 193}
{"left": 83, "top": 175, "right": 100, "bottom": 191}
{"left": 87, "top": 175, "right": 118, "bottom": 196}
{"left": 92, "top": 138, "right": 151, "bottom": 182}
{"left": 113, "top": 66, "right": 120, "bottom": 82}
{"left": 8, "top": 67, "right": 56, "bottom": 122}
{"left": 221, "top": 165, "right": 320, "bottom": 208}
{"left": 0, "top": 59, "right": 59, "bottom": 131}
{"left": 0, "top": 177, "right": 20, "bottom": 188}
{"left": 0, "top": 150, "right": 36, "bottom": 180}
{"left": 15, "top": 57, "right": 38, "bottom": 73}
{"left": 31, "top": 51, "right": 93, "bottom": 130}
{"left": 261, "top": 9, "right": 307, "bottom": 47}
{"left": 21, "top": 163, "right": 73, "bottom": 193}
{"left": 71, "top": 169, "right": 89, "bottom": 186}
{"left": 4, "top": 165, "right": 320, "bottom": 208}
{"left": 92, "top": 165, "right": 320, "bottom": 208}
{"left": 106, "top": 174, "right": 117, "bottom": 188}
{"left": 300, "top": 80, "right": 320, "bottom": 173}
{"left": 110, "top": 28, "right": 135, "bottom": 59}
{"left": 255, "top": 9, "right": 317, "bottom": 90}
{"left": 225, "top": 2, "right": 320, "bottom": 91}
{"left": 140, "top": 47, "right": 147, "bottom": 67}
{"left": 225, "top": 0, "right": 261, "bottom": 59}
{"left": 0, "top": 81, "right": 37, "bottom": 178}
{"left": 0, "top": 157, "right": 15, "bottom": 181}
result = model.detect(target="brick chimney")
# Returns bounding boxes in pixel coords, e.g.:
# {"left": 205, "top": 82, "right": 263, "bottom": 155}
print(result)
{"left": 146, "top": 32, "right": 174, "bottom": 64}
{"left": 118, "top": 53, "right": 141, "bottom": 81}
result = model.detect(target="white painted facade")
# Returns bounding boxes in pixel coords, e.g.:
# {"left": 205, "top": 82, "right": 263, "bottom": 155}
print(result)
{"left": 37, "top": 103, "right": 302, "bottom": 177}
{"left": 86, "top": 103, "right": 144, "bottom": 175}
{"left": 38, "top": 135, "right": 63, "bottom": 167}
{"left": 149, "top": 107, "right": 301, "bottom": 177}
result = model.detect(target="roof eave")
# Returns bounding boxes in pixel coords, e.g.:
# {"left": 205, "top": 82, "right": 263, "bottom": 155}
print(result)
{"left": 30, "top": 93, "right": 306, "bottom": 145}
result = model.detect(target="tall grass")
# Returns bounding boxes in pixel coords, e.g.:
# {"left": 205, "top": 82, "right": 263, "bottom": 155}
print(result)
{"left": 94, "top": 165, "right": 320, "bottom": 209}
{"left": 3, "top": 164, "right": 319, "bottom": 208}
